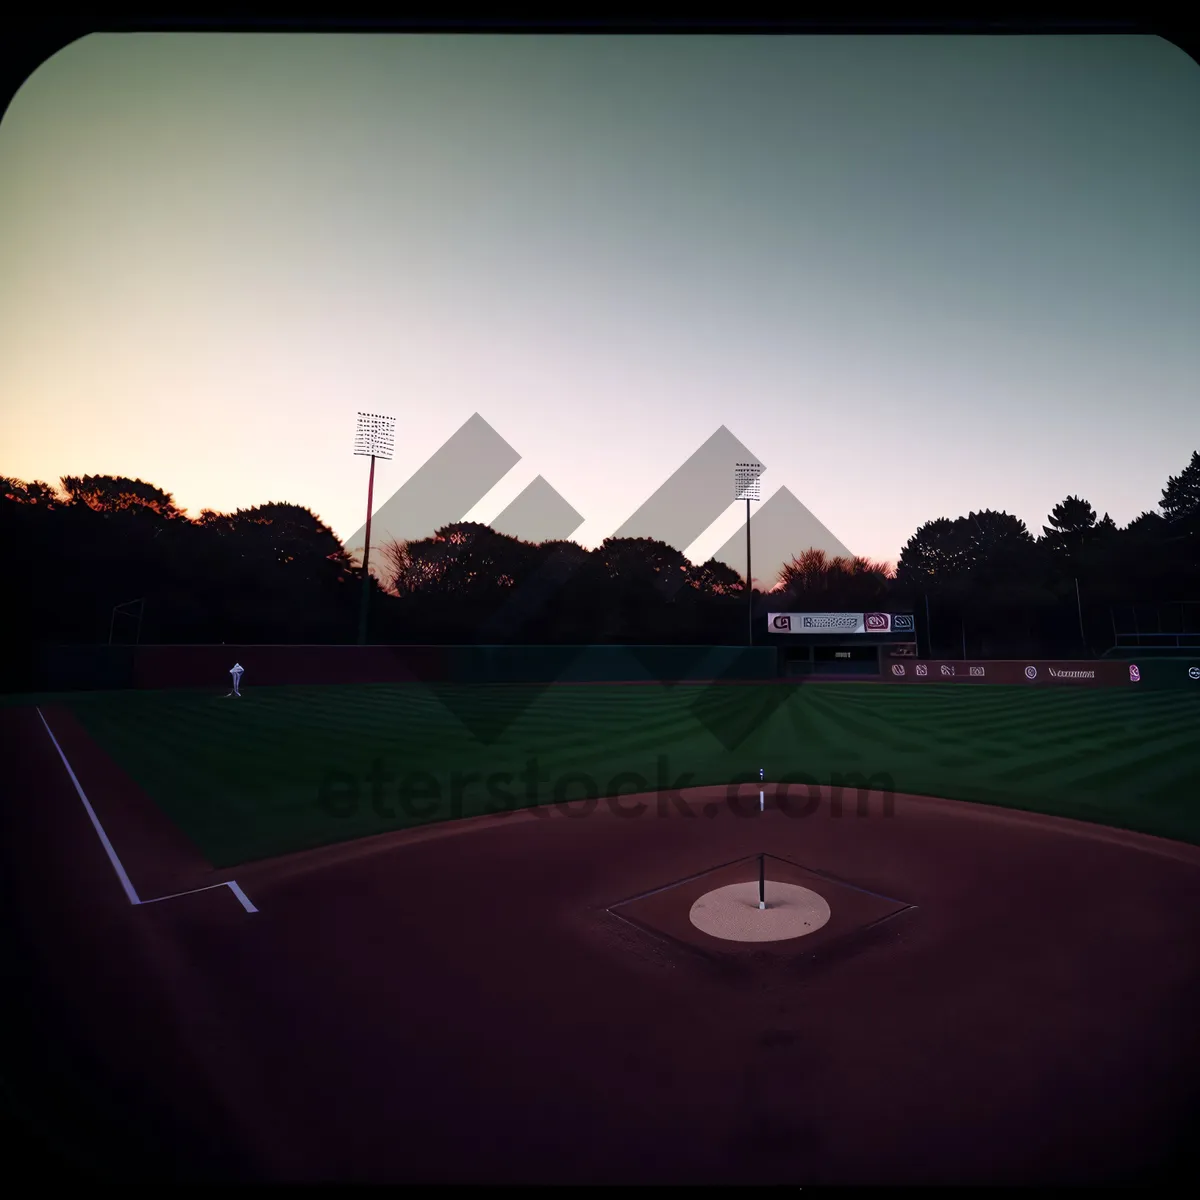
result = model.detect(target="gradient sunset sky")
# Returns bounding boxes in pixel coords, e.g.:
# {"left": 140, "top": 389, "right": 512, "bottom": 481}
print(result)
{"left": 2, "top": 33, "right": 1197, "bottom": 568}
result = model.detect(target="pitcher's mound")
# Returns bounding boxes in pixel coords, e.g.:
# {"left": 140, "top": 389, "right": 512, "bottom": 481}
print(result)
{"left": 689, "top": 881, "right": 832, "bottom": 943}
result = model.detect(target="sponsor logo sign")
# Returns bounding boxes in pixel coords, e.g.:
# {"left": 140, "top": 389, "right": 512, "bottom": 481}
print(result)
{"left": 881, "top": 660, "right": 1127, "bottom": 687}
{"left": 1129, "top": 665, "right": 1141, "bottom": 682}
{"left": 768, "top": 612, "right": 860, "bottom": 633}
{"left": 768, "top": 612, "right": 916, "bottom": 635}
{"left": 796, "top": 613, "right": 864, "bottom": 633}
{"left": 891, "top": 663, "right": 905, "bottom": 676}
{"left": 1189, "top": 666, "right": 1200, "bottom": 681}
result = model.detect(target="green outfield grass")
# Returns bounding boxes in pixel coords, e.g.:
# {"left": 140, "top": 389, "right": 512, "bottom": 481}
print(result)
{"left": 55, "top": 681, "right": 1200, "bottom": 866}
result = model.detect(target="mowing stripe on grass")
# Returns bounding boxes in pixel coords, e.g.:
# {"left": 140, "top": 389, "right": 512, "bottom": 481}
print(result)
{"left": 61, "top": 681, "right": 1200, "bottom": 863}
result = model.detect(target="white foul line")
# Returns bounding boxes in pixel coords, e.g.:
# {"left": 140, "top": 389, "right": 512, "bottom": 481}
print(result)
{"left": 138, "top": 880, "right": 258, "bottom": 913}
{"left": 226, "top": 881, "right": 259, "bottom": 913}
{"left": 35, "top": 707, "right": 257, "bottom": 914}
{"left": 37, "top": 707, "right": 141, "bottom": 904}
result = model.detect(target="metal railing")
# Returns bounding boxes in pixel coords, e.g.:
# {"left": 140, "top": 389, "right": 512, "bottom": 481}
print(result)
{"left": 1107, "top": 602, "right": 1200, "bottom": 651}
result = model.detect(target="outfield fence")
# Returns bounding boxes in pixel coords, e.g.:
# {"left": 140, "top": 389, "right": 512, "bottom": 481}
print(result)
{"left": 885, "top": 659, "right": 1146, "bottom": 687}
{"left": 17, "top": 643, "right": 1200, "bottom": 693}
{"left": 28, "top": 643, "right": 781, "bottom": 691}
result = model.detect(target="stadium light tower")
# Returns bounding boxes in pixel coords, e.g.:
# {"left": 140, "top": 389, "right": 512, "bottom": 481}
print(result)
{"left": 354, "top": 411, "right": 396, "bottom": 645}
{"left": 734, "top": 462, "right": 764, "bottom": 646}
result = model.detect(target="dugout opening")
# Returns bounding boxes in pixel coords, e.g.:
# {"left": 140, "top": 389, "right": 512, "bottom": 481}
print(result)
{"left": 778, "top": 641, "right": 918, "bottom": 678}
{"left": 781, "top": 644, "right": 878, "bottom": 677}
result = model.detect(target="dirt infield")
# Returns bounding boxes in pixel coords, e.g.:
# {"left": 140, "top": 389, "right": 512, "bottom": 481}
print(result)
{"left": 4, "top": 705, "right": 1200, "bottom": 1184}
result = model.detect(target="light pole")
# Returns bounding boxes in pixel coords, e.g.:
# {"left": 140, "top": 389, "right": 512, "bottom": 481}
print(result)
{"left": 108, "top": 598, "right": 144, "bottom": 645}
{"left": 1074, "top": 577, "right": 1093, "bottom": 657}
{"left": 734, "top": 462, "right": 763, "bottom": 646}
{"left": 354, "top": 411, "right": 396, "bottom": 646}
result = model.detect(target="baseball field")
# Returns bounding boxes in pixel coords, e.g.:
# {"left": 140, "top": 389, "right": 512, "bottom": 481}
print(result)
{"left": 51, "top": 679, "right": 1200, "bottom": 862}
{"left": 4, "top": 675, "right": 1200, "bottom": 1184}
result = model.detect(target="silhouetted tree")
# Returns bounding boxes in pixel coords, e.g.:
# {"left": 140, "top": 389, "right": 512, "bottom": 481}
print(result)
{"left": 60, "top": 474, "right": 187, "bottom": 519}
{"left": 1124, "top": 510, "right": 1168, "bottom": 542}
{"left": 393, "top": 523, "right": 539, "bottom": 597}
{"left": 1041, "top": 495, "right": 1097, "bottom": 559}
{"left": 1074, "top": 511, "right": 1121, "bottom": 579}
{"left": 685, "top": 558, "right": 744, "bottom": 596}
{"left": 1161, "top": 451, "right": 1200, "bottom": 523}
{"left": 895, "top": 518, "right": 975, "bottom": 585}
{"left": 223, "top": 502, "right": 352, "bottom": 568}
{"left": 12, "top": 443, "right": 1200, "bottom": 671}
{"left": 965, "top": 510, "right": 1039, "bottom": 583}
{"left": 583, "top": 537, "right": 689, "bottom": 641}
{"left": 1, "top": 477, "right": 60, "bottom": 506}
{"left": 378, "top": 537, "right": 414, "bottom": 596}
{"left": 595, "top": 536, "right": 691, "bottom": 584}
{"left": 777, "top": 547, "right": 833, "bottom": 594}
{"left": 776, "top": 550, "right": 892, "bottom": 609}
{"left": 1159, "top": 451, "right": 1200, "bottom": 567}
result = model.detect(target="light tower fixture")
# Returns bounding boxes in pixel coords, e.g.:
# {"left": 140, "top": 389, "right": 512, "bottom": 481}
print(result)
{"left": 734, "top": 462, "right": 764, "bottom": 646}
{"left": 354, "top": 411, "right": 396, "bottom": 645}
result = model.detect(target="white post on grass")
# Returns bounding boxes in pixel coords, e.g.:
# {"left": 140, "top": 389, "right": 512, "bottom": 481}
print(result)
{"left": 759, "top": 766, "right": 764, "bottom": 813}
{"left": 230, "top": 662, "right": 244, "bottom": 697}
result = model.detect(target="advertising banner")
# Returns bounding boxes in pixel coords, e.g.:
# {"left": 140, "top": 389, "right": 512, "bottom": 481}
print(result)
{"left": 882, "top": 660, "right": 1138, "bottom": 686}
{"left": 1125, "top": 659, "right": 1200, "bottom": 689}
{"left": 767, "top": 612, "right": 915, "bottom": 635}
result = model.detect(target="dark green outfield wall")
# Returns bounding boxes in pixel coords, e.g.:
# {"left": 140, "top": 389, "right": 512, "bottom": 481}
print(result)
{"left": 443, "top": 644, "right": 779, "bottom": 683}
{"left": 19, "top": 643, "right": 1200, "bottom": 693}
{"left": 25, "top": 643, "right": 782, "bottom": 691}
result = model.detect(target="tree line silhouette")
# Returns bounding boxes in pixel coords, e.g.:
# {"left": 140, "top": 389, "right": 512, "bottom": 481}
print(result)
{"left": 2, "top": 451, "right": 1197, "bottom": 677}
